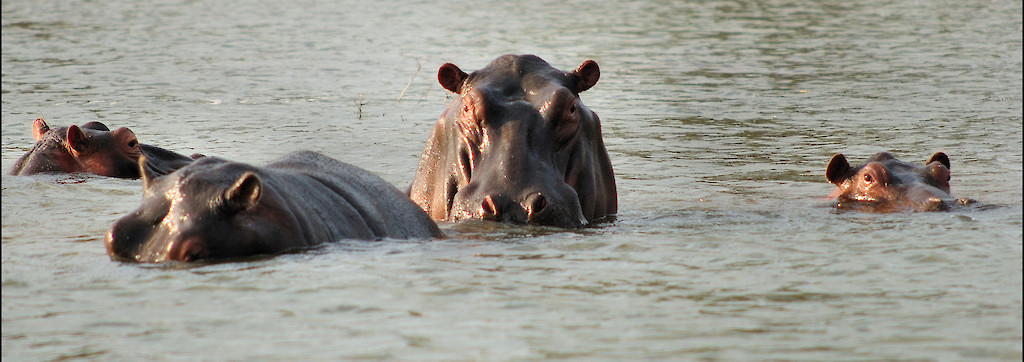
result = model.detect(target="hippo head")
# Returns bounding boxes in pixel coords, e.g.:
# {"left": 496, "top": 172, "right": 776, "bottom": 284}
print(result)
{"left": 105, "top": 156, "right": 291, "bottom": 262}
{"left": 409, "top": 54, "right": 617, "bottom": 227}
{"left": 825, "top": 152, "right": 961, "bottom": 212}
{"left": 9, "top": 118, "right": 144, "bottom": 178}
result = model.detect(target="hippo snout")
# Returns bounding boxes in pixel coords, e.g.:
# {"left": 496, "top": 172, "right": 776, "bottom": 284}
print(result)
{"left": 524, "top": 192, "right": 586, "bottom": 227}
{"left": 105, "top": 218, "right": 148, "bottom": 262}
{"left": 475, "top": 193, "right": 554, "bottom": 222}
{"left": 106, "top": 217, "right": 196, "bottom": 263}
{"left": 459, "top": 188, "right": 585, "bottom": 228}
{"left": 920, "top": 197, "right": 951, "bottom": 212}
{"left": 904, "top": 186, "right": 953, "bottom": 212}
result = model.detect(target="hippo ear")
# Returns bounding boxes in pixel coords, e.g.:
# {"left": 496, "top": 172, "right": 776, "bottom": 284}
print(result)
{"left": 65, "top": 125, "right": 88, "bottom": 153}
{"left": 825, "top": 154, "right": 851, "bottom": 184}
{"left": 80, "top": 121, "right": 110, "bottom": 131}
{"left": 573, "top": 60, "right": 600, "bottom": 93}
{"left": 32, "top": 118, "right": 51, "bottom": 141}
{"left": 225, "top": 172, "right": 261, "bottom": 212}
{"left": 139, "top": 155, "right": 160, "bottom": 189}
{"left": 926, "top": 152, "right": 950, "bottom": 170}
{"left": 438, "top": 63, "right": 468, "bottom": 93}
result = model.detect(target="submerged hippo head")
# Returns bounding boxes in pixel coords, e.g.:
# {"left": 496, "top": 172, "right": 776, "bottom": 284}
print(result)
{"left": 106, "top": 156, "right": 291, "bottom": 262}
{"left": 8, "top": 118, "right": 198, "bottom": 178}
{"left": 9, "top": 118, "right": 144, "bottom": 178}
{"left": 409, "top": 54, "right": 617, "bottom": 227}
{"left": 825, "top": 152, "right": 971, "bottom": 212}
{"left": 107, "top": 151, "right": 443, "bottom": 263}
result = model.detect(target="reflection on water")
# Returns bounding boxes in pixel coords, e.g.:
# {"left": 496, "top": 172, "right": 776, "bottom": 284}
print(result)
{"left": 3, "top": 0, "right": 1022, "bottom": 360}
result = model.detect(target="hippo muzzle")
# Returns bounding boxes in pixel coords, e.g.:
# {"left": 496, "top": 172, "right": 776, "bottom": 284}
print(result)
{"left": 451, "top": 181, "right": 587, "bottom": 228}
{"left": 902, "top": 185, "right": 954, "bottom": 212}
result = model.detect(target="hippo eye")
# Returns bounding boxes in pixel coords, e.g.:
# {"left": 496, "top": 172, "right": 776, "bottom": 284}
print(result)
{"left": 863, "top": 174, "right": 874, "bottom": 183}
{"left": 569, "top": 104, "right": 576, "bottom": 114}
{"left": 127, "top": 140, "right": 138, "bottom": 148}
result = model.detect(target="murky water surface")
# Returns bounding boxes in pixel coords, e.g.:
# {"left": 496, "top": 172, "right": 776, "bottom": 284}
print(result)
{"left": 3, "top": 0, "right": 1021, "bottom": 360}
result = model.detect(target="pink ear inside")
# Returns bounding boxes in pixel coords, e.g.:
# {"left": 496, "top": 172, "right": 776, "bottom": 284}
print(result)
{"left": 825, "top": 154, "right": 850, "bottom": 185}
{"left": 32, "top": 118, "right": 50, "bottom": 141}
{"left": 574, "top": 60, "right": 600, "bottom": 92}
{"left": 438, "top": 63, "right": 468, "bottom": 93}
{"left": 65, "top": 125, "right": 87, "bottom": 153}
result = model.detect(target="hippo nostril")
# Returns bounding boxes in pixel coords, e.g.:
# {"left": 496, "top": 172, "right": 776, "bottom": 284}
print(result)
{"left": 169, "top": 238, "right": 203, "bottom": 262}
{"left": 525, "top": 193, "right": 547, "bottom": 220}
{"left": 480, "top": 195, "right": 499, "bottom": 220}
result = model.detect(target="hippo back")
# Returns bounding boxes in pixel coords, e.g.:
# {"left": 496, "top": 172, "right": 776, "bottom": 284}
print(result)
{"left": 265, "top": 151, "right": 443, "bottom": 240}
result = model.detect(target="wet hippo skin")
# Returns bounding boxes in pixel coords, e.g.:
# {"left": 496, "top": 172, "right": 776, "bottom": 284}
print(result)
{"left": 409, "top": 54, "right": 617, "bottom": 228}
{"left": 105, "top": 151, "right": 442, "bottom": 263}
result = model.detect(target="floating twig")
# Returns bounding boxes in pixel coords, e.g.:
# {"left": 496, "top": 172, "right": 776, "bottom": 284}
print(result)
{"left": 397, "top": 58, "right": 425, "bottom": 102}
{"left": 356, "top": 92, "right": 366, "bottom": 119}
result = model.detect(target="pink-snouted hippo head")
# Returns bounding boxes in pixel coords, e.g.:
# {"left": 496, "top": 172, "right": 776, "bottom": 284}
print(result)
{"left": 825, "top": 152, "right": 974, "bottom": 212}
{"left": 9, "top": 118, "right": 198, "bottom": 178}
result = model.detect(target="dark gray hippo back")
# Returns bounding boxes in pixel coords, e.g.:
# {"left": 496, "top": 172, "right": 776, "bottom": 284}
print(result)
{"left": 105, "top": 150, "right": 441, "bottom": 263}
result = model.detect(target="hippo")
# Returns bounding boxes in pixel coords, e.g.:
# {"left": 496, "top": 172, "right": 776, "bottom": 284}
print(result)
{"left": 825, "top": 152, "right": 975, "bottom": 212}
{"left": 105, "top": 151, "right": 443, "bottom": 263}
{"left": 8, "top": 118, "right": 199, "bottom": 178}
{"left": 409, "top": 54, "right": 617, "bottom": 228}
